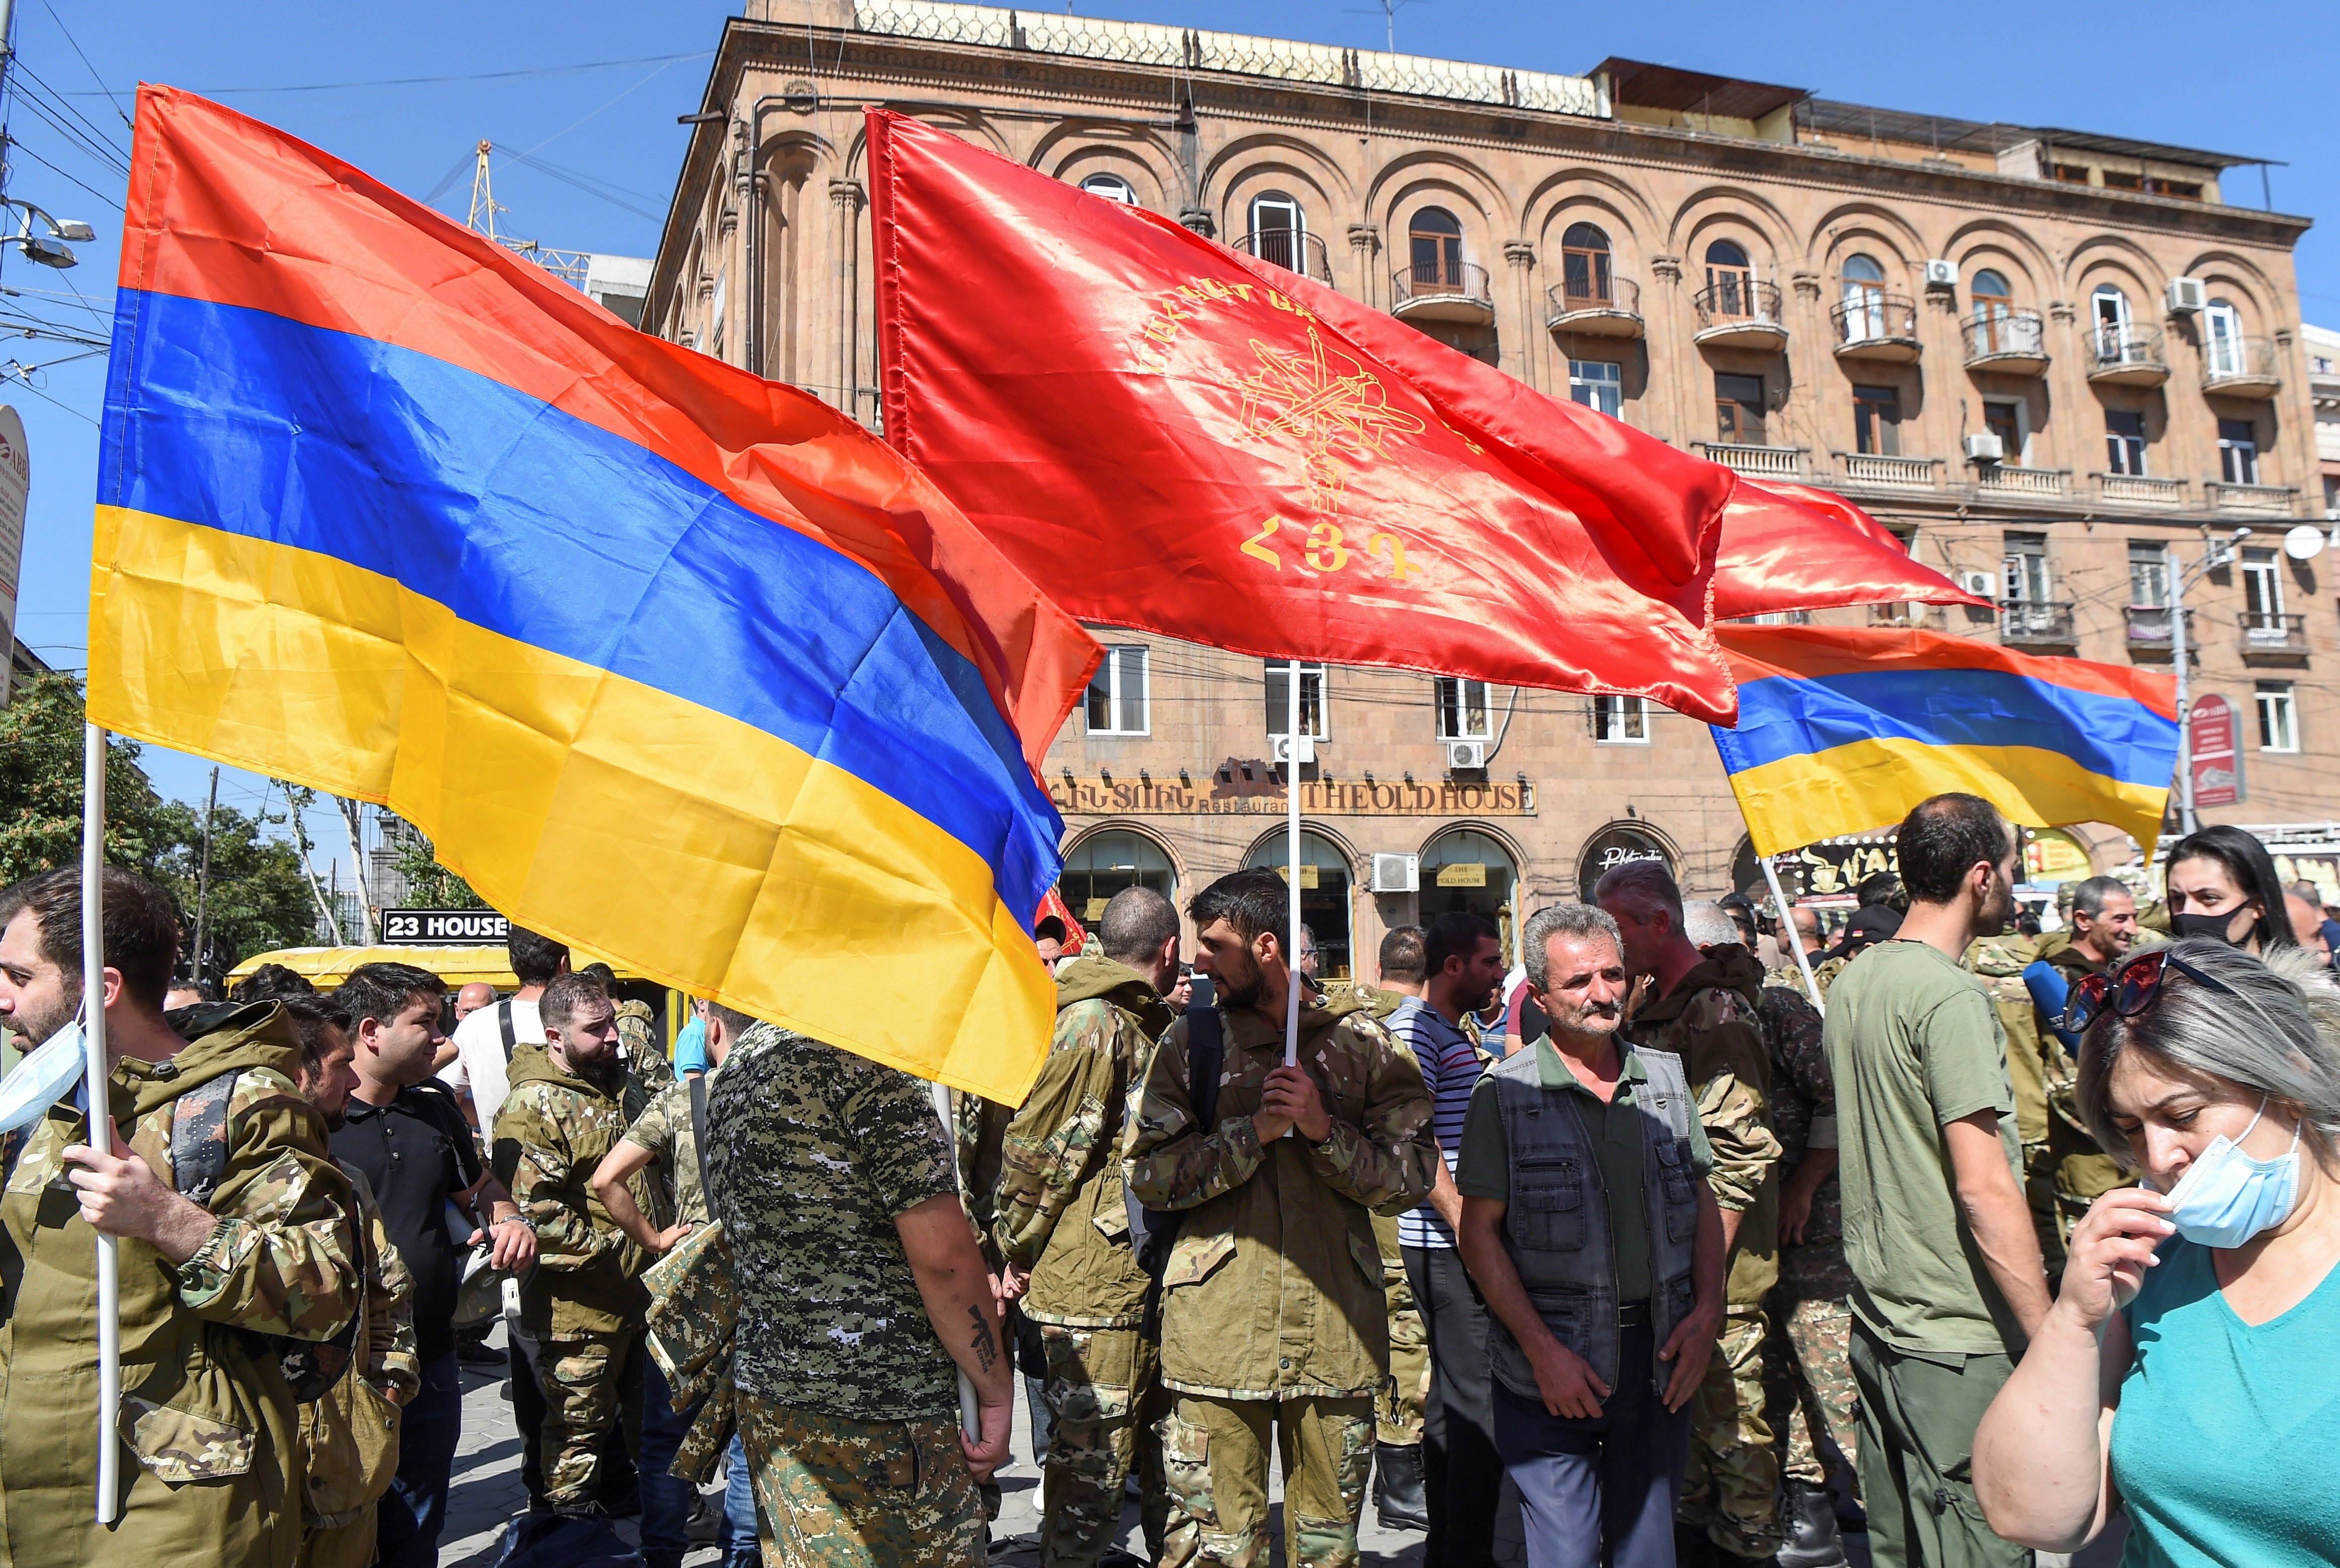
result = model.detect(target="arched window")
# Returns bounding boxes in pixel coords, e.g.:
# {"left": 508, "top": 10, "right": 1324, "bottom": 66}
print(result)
{"left": 2205, "top": 297, "right": 2245, "bottom": 378}
{"left": 1561, "top": 222, "right": 1613, "bottom": 309}
{"left": 1059, "top": 831, "right": 1175, "bottom": 924}
{"left": 1080, "top": 173, "right": 1135, "bottom": 204}
{"left": 2091, "top": 283, "right": 2132, "bottom": 357}
{"left": 1841, "top": 253, "right": 1887, "bottom": 340}
{"left": 1704, "top": 239, "right": 1753, "bottom": 315}
{"left": 1247, "top": 192, "right": 1306, "bottom": 272}
{"left": 1421, "top": 828, "right": 1521, "bottom": 966}
{"left": 1241, "top": 830, "right": 1355, "bottom": 979}
{"left": 1970, "top": 268, "right": 2015, "bottom": 353}
{"left": 1409, "top": 206, "right": 1463, "bottom": 289}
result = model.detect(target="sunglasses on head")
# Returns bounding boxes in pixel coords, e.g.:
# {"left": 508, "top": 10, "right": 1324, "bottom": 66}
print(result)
{"left": 2062, "top": 947, "right": 2236, "bottom": 1037}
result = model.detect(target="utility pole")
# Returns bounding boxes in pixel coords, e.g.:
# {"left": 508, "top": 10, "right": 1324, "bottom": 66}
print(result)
{"left": 191, "top": 765, "right": 217, "bottom": 986}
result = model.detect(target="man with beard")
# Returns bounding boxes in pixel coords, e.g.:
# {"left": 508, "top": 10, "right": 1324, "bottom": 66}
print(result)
{"left": 491, "top": 972, "right": 661, "bottom": 1519}
{"left": 1392, "top": 912, "right": 1506, "bottom": 1561}
{"left": 1125, "top": 869, "right": 1438, "bottom": 1568}
{"left": 1822, "top": 796, "right": 2047, "bottom": 1568}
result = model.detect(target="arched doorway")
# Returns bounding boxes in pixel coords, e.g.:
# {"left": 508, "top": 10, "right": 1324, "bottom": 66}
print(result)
{"left": 1242, "top": 830, "right": 1355, "bottom": 979}
{"left": 1420, "top": 828, "right": 1521, "bottom": 966}
{"left": 1575, "top": 823, "right": 1675, "bottom": 899}
{"left": 1060, "top": 829, "right": 1176, "bottom": 924}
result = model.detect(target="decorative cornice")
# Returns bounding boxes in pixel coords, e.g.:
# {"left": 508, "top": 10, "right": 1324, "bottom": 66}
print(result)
{"left": 1347, "top": 222, "right": 1380, "bottom": 253}
{"left": 1503, "top": 240, "right": 1535, "bottom": 268}
{"left": 1650, "top": 255, "right": 1682, "bottom": 283}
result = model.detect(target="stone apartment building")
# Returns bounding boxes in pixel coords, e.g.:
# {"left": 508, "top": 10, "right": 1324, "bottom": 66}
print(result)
{"left": 647, "top": 0, "right": 2329, "bottom": 973}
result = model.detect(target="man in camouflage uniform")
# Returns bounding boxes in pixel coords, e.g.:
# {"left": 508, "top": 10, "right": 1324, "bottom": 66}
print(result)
{"left": 1600, "top": 873, "right": 1784, "bottom": 1566}
{"left": 0, "top": 867, "right": 363, "bottom": 1566}
{"left": 706, "top": 1020, "right": 1013, "bottom": 1568}
{"left": 994, "top": 886, "right": 1182, "bottom": 1567}
{"left": 492, "top": 971, "right": 661, "bottom": 1516}
{"left": 614, "top": 997, "right": 677, "bottom": 1092}
{"left": 1125, "top": 870, "right": 1438, "bottom": 1568}
{"left": 2014, "top": 876, "right": 2138, "bottom": 1276}
{"left": 1361, "top": 926, "right": 1431, "bottom": 1533}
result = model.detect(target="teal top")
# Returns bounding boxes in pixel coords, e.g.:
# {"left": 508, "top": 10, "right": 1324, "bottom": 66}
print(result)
{"left": 2110, "top": 1236, "right": 2340, "bottom": 1567}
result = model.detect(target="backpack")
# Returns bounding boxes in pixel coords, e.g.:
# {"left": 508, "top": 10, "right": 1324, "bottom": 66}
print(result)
{"left": 170, "top": 1069, "right": 360, "bottom": 1402}
{"left": 1124, "top": 1003, "right": 1224, "bottom": 1338}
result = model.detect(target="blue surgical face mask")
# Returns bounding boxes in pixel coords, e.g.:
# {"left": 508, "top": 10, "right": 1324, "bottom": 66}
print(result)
{"left": 0, "top": 1007, "right": 90, "bottom": 1135}
{"left": 2145, "top": 1097, "right": 2301, "bottom": 1249}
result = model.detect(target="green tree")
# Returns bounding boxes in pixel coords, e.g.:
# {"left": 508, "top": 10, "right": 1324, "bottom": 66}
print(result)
{"left": 152, "top": 801, "right": 318, "bottom": 976}
{"left": 0, "top": 671, "right": 181, "bottom": 883}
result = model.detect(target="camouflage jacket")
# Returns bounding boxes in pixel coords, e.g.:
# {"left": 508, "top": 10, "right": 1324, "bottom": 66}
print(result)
{"left": 491, "top": 1045, "right": 656, "bottom": 1337}
{"left": 1967, "top": 934, "right": 2049, "bottom": 1152}
{"left": 0, "top": 1003, "right": 361, "bottom": 1564}
{"left": 993, "top": 954, "right": 1173, "bottom": 1327}
{"left": 1757, "top": 985, "right": 1850, "bottom": 1300}
{"left": 2024, "top": 932, "right": 2098, "bottom": 1136}
{"left": 622, "top": 1063, "right": 722, "bottom": 1229}
{"left": 296, "top": 1165, "right": 420, "bottom": 1526}
{"left": 1124, "top": 991, "right": 1437, "bottom": 1399}
{"left": 616, "top": 999, "right": 676, "bottom": 1092}
{"left": 1624, "top": 944, "right": 1783, "bottom": 1308}
{"left": 952, "top": 1086, "right": 1014, "bottom": 1272}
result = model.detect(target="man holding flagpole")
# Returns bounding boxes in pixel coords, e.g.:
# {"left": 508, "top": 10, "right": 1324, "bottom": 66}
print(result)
{"left": 0, "top": 865, "right": 362, "bottom": 1565}
{"left": 1125, "top": 868, "right": 1438, "bottom": 1568}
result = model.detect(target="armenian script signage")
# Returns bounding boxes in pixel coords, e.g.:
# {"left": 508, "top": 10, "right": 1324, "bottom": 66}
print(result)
{"left": 1048, "top": 775, "right": 1536, "bottom": 817}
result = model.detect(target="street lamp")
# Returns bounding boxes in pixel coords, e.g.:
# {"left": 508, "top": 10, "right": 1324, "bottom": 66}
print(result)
{"left": 0, "top": 202, "right": 94, "bottom": 269}
{"left": 2165, "top": 526, "right": 2254, "bottom": 835}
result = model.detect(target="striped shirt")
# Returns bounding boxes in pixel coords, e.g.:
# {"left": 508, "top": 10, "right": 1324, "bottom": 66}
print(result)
{"left": 1391, "top": 997, "right": 1488, "bottom": 1249}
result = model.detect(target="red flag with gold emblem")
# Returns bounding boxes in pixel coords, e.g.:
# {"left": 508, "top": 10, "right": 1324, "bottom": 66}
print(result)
{"left": 867, "top": 110, "right": 1743, "bottom": 725}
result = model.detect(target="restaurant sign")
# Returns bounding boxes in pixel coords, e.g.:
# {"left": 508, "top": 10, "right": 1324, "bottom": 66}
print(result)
{"left": 1049, "top": 775, "right": 1535, "bottom": 817}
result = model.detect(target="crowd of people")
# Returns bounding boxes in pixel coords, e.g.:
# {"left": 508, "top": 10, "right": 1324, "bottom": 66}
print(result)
{"left": 0, "top": 796, "right": 2331, "bottom": 1567}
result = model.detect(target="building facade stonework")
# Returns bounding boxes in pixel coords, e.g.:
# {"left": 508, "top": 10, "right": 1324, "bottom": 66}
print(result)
{"left": 650, "top": 2, "right": 2327, "bottom": 973}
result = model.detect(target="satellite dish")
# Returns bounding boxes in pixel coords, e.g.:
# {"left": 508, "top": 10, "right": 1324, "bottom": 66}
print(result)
{"left": 2284, "top": 524, "right": 2327, "bottom": 561}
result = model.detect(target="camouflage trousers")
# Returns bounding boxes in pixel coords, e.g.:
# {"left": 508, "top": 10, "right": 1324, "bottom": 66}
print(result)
{"left": 1677, "top": 1307, "right": 1783, "bottom": 1559}
{"left": 1157, "top": 1392, "right": 1374, "bottom": 1568}
{"left": 737, "top": 1390, "right": 984, "bottom": 1568}
{"left": 1374, "top": 1212, "right": 1427, "bottom": 1447}
{"left": 1036, "top": 1323, "right": 1171, "bottom": 1568}
{"left": 1761, "top": 1287, "right": 1860, "bottom": 1489}
{"left": 2029, "top": 1132, "right": 2128, "bottom": 1284}
{"left": 536, "top": 1328, "right": 644, "bottom": 1509}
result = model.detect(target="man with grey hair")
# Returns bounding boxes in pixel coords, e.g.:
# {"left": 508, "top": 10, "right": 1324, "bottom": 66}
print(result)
{"left": 993, "top": 885, "right": 1182, "bottom": 1567}
{"left": 1455, "top": 902, "right": 1725, "bottom": 1568}
{"left": 1596, "top": 865, "right": 1784, "bottom": 1565}
{"left": 2017, "top": 875, "right": 2140, "bottom": 1274}
{"left": 1682, "top": 900, "right": 1743, "bottom": 952}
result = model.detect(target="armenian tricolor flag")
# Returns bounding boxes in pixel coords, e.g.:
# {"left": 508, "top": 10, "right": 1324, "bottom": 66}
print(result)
{"left": 1712, "top": 624, "right": 2180, "bottom": 858}
{"left": 89, "top": 88, "right": 1099, "bottom": 1100}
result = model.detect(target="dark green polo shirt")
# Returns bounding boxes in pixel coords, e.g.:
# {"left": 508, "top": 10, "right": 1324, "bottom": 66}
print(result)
{"left": 1456, "top": 1040, "right": 1713, "bottom": 1303}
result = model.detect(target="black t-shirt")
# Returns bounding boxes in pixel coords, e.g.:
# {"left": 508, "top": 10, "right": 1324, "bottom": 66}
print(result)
{"left": 333, "top": 1080, "right": 484, "bottom": 1365}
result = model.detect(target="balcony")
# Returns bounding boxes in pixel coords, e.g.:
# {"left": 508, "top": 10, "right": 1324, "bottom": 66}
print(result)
{"left": 1999, "top": 600, "right": 2077, "bottom": 648}
{"left": 2240, "top": 610, "right": 2311, "bottom": 661}
{"left": 2202, "top": 335, "right": 2284, "bottom": 400}
{"left": 1392, "top": 261, "right": 1494, "bottom": 324}
{"left": 1692, "top": 279, "right": 1787, "bottom": 352}
{"left": 1231, "top": 229, "right": 1334, "bottom": 285}
{"left": 1868, "top": 602, "right": 1944, "bottom": 630}
{"left": 1831, "top": 294, "right": 1923, "bottom": 363}
{"left": 1976, "top": 464, "right": 2071, "bottom": 499}
{"left": 2124, "top": 604, "right": 2194, "bottom": 658}
{"left": 1832, "top": 451, "right": 1940, "bottom": 489}
{"left": 2208, "top": 481, "right": 2301, "bottom": 514}
{"left": 1961, "top": 310, "right": 2050, "bottom": 375}
{"left": 2084, "top": 323, "right": 2169, "bottom": 387}
{"left": 2093, "top": 472, "right": 2189, "bottom": 508}
{"left": 1545, "top": 275, "right": 1643, "bottom": 339}
{"left": 1692, "top": 441, "right": 1804, "bottom": 480}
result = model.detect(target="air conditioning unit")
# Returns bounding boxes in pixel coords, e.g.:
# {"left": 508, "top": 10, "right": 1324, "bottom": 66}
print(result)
{"left": 1271, "top": 734, "right": 1315, "bottom": 765}
{"left": 2166, "top": 277, "right": 2206, "bottom": 314}
{"left": 1959, "top": 569, "right": 1999, "bottom": 599}
{"left": 1370, "top": 852, "right": 1420, "bottom": 894}
{"left": 1922, "top": 258, "right": 1959, "bottom": 288}
{"left": 1964, "top": 432, "right": 2005, "bottom": 463}
{"left": 1445, "top": 740, "right": 1487, "bottom": 770}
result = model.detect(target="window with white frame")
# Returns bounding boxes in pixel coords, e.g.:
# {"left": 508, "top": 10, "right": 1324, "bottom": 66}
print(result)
{"left": 1593, "top": 695, "right": 1649, "bottom": 744}
{"left": 2127, "top": 541, "right": 2169, "bottom": 607}
{"left": 2241, "top": 547, "right": 2286, "bottom": 628}
{"left": 2257, "top": 681, "right": 2299, "bottom": 753}
{"left": 1436, "top": 677, "right": 1493, "bottom": 740}
{"left": 1265, "top": 661, "right": 1327, "bottom": 739}
{"left": 1569, "top": 359, "right": 1622, "bottom": 419}
{"left": 1083, "top": 646, "right": 1149, "bottom": 735}
{"left": 1080, "top": 173, "right": 1136, "bottom": 203}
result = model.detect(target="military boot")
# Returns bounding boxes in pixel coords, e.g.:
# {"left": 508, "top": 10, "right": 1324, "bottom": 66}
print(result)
{"left": 1372, "top": 1442, "right": 1429, "bottom": 1531}
{"left": 1773, "top": 1479, "right": 1850, "bottom": 1568}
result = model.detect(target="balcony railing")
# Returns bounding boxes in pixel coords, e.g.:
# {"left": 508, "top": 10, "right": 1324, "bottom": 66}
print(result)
{"left": 2202, "top": 334, "right": 2283, "bottom": 395}
{"left": 1977, "top": 465, "right": 2070, "bottom": 498}
{"left": 1961, "top": 309, "right": 2048, "bottom": 365}
{"left": 2094, "top": 473, "right": 2189, "bottom": 507}
{"left": 1544, "top": 275, "right": 1643, "bottom": 329}
{"left": 1232, "top": 229, "right": 1334, "bottom": 284}
{"left": 2084, "top": 323, "right": 2168, "bottom": 381}
{"left": 1391, "top": 261, "right": 1494, "bottom": 317}
{"left": 1692, "top": 278, "right": 1785, "bottom": 333}
{"left": 1999, "top": 600, "right": 2077, "bottom": 646}
{"left": 1830, "top": 293, "right": 1921, "bottom": 353}
{"left": 1833, "top": 451, "right": 1939, "bottom": 488}
{"left": 2124, "top": 604, "right": 2194, "bottom": 651}
{"left": 2208, "top": 481, "right": 2301, "bottom": 514}
{"left": 1692, "top": 440, "right": 1804, "bottom": 479}
{"left": 2240, "top": 610, "right": 2311, "bottom": 657}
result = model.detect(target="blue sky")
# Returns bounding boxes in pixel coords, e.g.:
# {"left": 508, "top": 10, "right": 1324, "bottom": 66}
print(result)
{"left": 11, "top": 0, "right": 2338, "bottom": 866}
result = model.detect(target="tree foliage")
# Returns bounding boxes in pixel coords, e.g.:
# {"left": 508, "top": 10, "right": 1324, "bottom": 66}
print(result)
{"left": 381, "top": 822, "right": 487, "bottom": 910}
{"left": 152, "top": 801, "right": 317, "bottom": 978}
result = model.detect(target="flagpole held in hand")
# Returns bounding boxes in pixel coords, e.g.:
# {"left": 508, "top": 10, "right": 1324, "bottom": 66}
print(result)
{"left": 83, "top": 724, "right": 121, "bottom": 1525}
{"left": 1283, "top": 660, "right": 1303, "bottom": 1077}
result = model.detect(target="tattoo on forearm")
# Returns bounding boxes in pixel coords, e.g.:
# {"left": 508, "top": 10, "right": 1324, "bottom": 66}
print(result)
{"left": 965, "top": 1304, "right": 998, "bottom": 1373}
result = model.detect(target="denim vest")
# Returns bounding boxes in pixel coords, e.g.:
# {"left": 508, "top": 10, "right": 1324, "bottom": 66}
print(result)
{"left": 1485, "top": 1043, "right": 1700, "bottom": 1397}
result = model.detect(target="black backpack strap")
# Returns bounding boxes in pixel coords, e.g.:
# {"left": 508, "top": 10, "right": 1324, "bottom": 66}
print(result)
{"left": 686, "top": 1073, "right": 712, "bottom": 1209}
{"left": 169, "top": 1069, "right": 241, "bottom": 1206}
{"left": 497, "top": 999, "right": 518, "bottom": 1062}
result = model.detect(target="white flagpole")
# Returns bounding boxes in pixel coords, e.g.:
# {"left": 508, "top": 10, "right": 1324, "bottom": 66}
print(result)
{"left": 82, "top": 723, "right": 121, "bottom": 1524}
{"left": 1284, "top": 659, "right": 1303, "bottom": 1071}
{"left": 928, "top": 1081, "right": 980, "bottom": 1440}
{"left": 1761, "top": 853, "right": 1826, "bottom": 1015}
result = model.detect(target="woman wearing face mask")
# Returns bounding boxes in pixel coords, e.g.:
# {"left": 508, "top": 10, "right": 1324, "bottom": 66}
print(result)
{"left": 2163, "top": 823, "right": 2298, "bottom": 953}
{"left": 1972, "top": 938, "right": 2340, "bottom": 1564}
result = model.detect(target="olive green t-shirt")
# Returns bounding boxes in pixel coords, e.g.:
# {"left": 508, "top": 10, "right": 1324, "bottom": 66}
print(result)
{"left": 1456, "top": 1041, "right": 1713, "bottom": 1303}
{"left": 1822, "top": 939, "right": 2026, "bottom": 1357}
